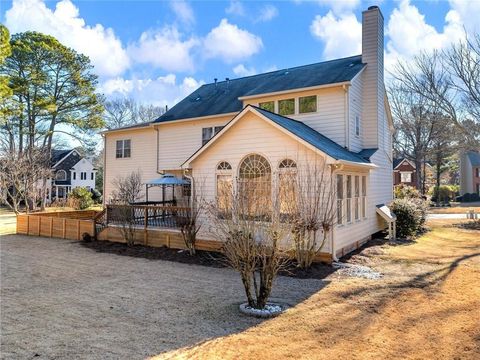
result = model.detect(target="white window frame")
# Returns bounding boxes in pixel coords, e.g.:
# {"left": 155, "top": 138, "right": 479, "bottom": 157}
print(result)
{"left": 355, "top": 114, "right": 360, "bottom": 137}
{"left": 336, "top": 174, "right": 344, "bottom": 225}
{"left": 361, "top": 175, "right": 367, "bottom": 219}
{"left": 354, "top": 175, "right": 360, "bottom": 221}
{"left": 400, "top": 171, "right": 412, "bottom": 183}
{"left": 55, "top": 170, "right": 67, "bottom": 181}
{"left": 298, "top": 95, "right": 317, "bottom": 114}
{"left": 202, "top": 126, "right": 224, "bottom": 146}
{"left": 116, "top": 139, "right": 131, "bottom": 158}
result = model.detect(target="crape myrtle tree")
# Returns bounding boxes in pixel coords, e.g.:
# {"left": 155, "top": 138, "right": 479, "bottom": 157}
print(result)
{"left": 207, "top": 162, "right": 291, "bottom": 310}
{"left": 0, "top": 31, "right": 104, "bottom": 210}
{"left": 111, "top": 170, "right": 144, "bottom": 246}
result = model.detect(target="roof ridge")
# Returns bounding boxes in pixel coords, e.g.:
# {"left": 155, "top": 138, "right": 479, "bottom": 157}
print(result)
{"left": 203, "top": 54, "right": 362, "bottom": 85}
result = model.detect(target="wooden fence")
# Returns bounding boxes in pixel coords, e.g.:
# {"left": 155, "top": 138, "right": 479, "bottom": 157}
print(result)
{"left": 16, "top": 212, "right": 96, "bottom": 240}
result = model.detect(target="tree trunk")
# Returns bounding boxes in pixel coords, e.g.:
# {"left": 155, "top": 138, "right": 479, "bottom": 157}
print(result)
{"left": 436, "top": 153, "right": 442, "bottom": 207}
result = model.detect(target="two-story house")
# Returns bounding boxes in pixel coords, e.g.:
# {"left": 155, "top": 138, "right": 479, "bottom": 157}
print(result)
{"left": 102, "top": 6, "right": 394, "bottom": 259}
{"left": 460, "top": 151, "right": 480, "bottom": 196}
{"left": 47, "top": 149, "right": 97, "bottom": 202}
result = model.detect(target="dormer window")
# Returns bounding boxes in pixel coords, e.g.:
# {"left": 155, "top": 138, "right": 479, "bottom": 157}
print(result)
{"left": 278, "top": 98, "right": 295, "bottom": 116}
{"left": 299, "top": 95, "right": 317, "bottom": 114}
{"left": 259, "top": 101, "right": 274, "bottom": 112}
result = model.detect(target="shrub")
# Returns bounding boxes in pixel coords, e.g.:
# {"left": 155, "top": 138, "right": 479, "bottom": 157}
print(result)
{"left": 68, "top": 187, "right": 94, "bottom": 210}
{"left": 390, "top": 198, "right": 428, "bottom": 238}
{"left": 394, "top": 184, "right": 421, "bottom": 199}
{"left": 456, "top": 193, "right": 480, "bottom": 203}
{"left": 430, "top": 185, "right": 459, "bottom": 203}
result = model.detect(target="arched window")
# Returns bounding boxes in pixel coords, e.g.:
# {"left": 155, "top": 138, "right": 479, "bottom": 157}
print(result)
{"left": 55, "top": 170, "right": 67, "bottom": 181}
{"left": 238, "top": 154, "right": 271, "bottom": 218}
{"left": 278, "top": 159, "right": 297, "bottom": 215}
{"left": 217, "top": 161, "right": 232, "bottom": 171}
{"left": 216, "top": 161, "right": 233, "bottom": 216}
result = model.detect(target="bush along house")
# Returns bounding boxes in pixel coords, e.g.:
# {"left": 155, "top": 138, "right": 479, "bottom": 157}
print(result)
{"left": 101, "top": 6, "right": 395, "bottom": 261}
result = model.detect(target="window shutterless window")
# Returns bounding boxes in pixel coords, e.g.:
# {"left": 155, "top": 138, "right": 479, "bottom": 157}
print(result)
{"left": 299, "top": 95, "right": 317, "bottom": 113}
{"left": 116, "top": 139, "right": 131, "bottom": 158}
{"left": 346, "top": 175, "right": 352, "bottom": 223}
{"left": 278, "top": 98, "right": 295, "bottom": 115}
{"left": 336, "top": 174, "right": 344, "bottom": 225}
{"left": 354, "top": 176, "right": 360, "bottom": 220}
{"left": 202, "top": 126, "right": 224, "bottom": 146}
{"left": 362, "top": 176, "right": 367, "bottom": 218}
{"left": 73, "top": 172, "right": 76, "bottom": 180}
{"left": 259, "top": 101, "right": 274, "bottom": 112}
{"left": 91, "top": 172, "right": 94, "bottom": 180}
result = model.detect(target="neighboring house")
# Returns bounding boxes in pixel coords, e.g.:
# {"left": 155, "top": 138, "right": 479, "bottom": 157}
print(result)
{"left": 393, "top": 158, "right": 434, "bottom": 191}
{"left": 102, "top": 6, "right": 394, "bottom": 259}
{"left": 393, "top": 158, "right": 417, "bottom": 188}
{"left": 459, "top": 151, "right": 480, "bottom": 195}
{"left": 47, "top": 149, "right": 97, "bottom": 202}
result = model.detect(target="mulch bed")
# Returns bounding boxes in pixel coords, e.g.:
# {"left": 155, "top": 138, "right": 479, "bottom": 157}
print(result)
{"left": 80, "top": 240, "right": 336, "bottom": 280}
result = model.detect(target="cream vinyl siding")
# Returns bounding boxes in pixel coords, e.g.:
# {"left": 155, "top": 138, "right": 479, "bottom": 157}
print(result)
{"left": 104, "top": 127, "right": 161, "bottom": 202}
{"left": 156, "top": 115, "right": 233, "bottom": 171}
{"left": 349, "top": 76, "right": 363, "bottom": 152}
{"left": 243, "top": 87, "right": 347, "bottom": 147}
{"left": 189, "top": 111, "right": 333, "bottom": 253}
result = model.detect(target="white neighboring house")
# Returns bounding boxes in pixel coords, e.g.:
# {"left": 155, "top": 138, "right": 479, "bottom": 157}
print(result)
{"left": 47, "top": 149, "right": 97, "bottom": 202}
{"left": 102, "top": 6, "right": 394, "bottom": 260}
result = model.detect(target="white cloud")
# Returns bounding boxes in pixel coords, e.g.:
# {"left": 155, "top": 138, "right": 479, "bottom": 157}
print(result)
{"left": 448, "top": 0, "right": 480, "bottom": 34}
{"left": 225, "top": 1, "right": 245, "bottom": 16}
{"left": 203, "top": 19, "right": 263, "bottom": 62}
{"left": 385, "top": 0, "right": 465, "bottom": 72}
{"left": 100, "top": 74, "right": 203, "bottom": 107}
{"left": 316, "top": 0, "right": 361, "bottom": 15}
{"left": 310, "top": 11, "right": 361, "bottom": 59}
{"left": 170, "top": 0, "right": 195, "bottom": 26}
{"left": 5, "top": 0, "right": 129, "bottom": 77}
{"left": 233, "top": 64, "right": 257, "bottom": 77}
{"left": 128, "top": 26, "right": 199, "bottom": 72}
{"left": 255, "top": 5, "right": 279, "bottom": 23}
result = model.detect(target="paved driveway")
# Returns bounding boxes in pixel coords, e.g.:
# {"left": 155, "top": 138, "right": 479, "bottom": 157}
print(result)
{"left": 0, "top": 235, "right": 326, "bottom": 360}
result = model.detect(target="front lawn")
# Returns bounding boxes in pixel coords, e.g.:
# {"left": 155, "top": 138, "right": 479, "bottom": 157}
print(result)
{"left": 154, "top": 219, "right": 480, "bottom": 360}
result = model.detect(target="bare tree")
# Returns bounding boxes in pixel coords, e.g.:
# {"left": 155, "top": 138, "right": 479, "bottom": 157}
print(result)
{"left": 111, "top": 170, "right": 143, "bottom": 246}
{"left": 103, "top": 98, "right": 165, "bottom": 130}
{"left": 207, "top": 172, "right": 290, "bottom": 309}
{"left": 0, "top": 147, "right": 51, "bottom": 213}
{"left": 178, "top": 181, "right": 204, "bottom": 256}
{"left": 287, "top": 157, "right": 337, "bottom": 268}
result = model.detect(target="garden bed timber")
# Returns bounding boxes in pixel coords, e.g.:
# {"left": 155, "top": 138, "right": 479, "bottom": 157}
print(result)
{"left": 81, "top": 239, "right": 337, "bottom": 280}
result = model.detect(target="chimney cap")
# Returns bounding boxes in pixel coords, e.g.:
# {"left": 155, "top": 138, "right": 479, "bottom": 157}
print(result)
{"left": 368, "top": 5, "right": 379, "bottom": 10}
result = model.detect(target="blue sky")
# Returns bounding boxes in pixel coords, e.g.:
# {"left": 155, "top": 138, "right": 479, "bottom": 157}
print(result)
{"left": 1, "top": 0, "right": 479, "bottom": 109}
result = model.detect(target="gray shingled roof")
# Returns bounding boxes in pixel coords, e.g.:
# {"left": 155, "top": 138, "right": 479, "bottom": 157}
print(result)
{"left": 253, "top": 106, "right": 371, "bottom": 164}
{"left": 467, "top": 151, "right": 480, "bottom": 166}
{"left": 155, "top": 55, "right": 365, "bottom": 123}
{"left": 51, "top": 149, "right": 72, "bottom": 166}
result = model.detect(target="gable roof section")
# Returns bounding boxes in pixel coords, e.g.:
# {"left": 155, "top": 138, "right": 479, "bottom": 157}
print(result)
{"left": 467, "top": 151, "right": 480, "bottom": 166}
{"left": 393, "top": 158, "right": 415, "bottom": 170}
{"left": 51, "top": 149, "right": 72, "bottom": 166}
{"left": 184, "top": 105, "right": 373, "bottom": 167}
{"left": 155, "top": 55, "right": 365, "bottom": 123}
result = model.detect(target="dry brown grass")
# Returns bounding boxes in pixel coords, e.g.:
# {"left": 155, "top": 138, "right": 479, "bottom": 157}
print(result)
{"left": 154, "top": 220, "right": 480, "bottom": 360}
{"left": 429, "top": 205, "right": 480, "bottom": 214}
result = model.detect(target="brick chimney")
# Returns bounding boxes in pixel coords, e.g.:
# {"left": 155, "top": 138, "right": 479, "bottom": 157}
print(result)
{"left": 361, "top": 5, "right": 384, "bottom": 148}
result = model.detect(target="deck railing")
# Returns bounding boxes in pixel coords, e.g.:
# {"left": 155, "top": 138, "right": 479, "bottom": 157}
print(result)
{"left": 105, "top": 205, "right": 191, "bottom": 230}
